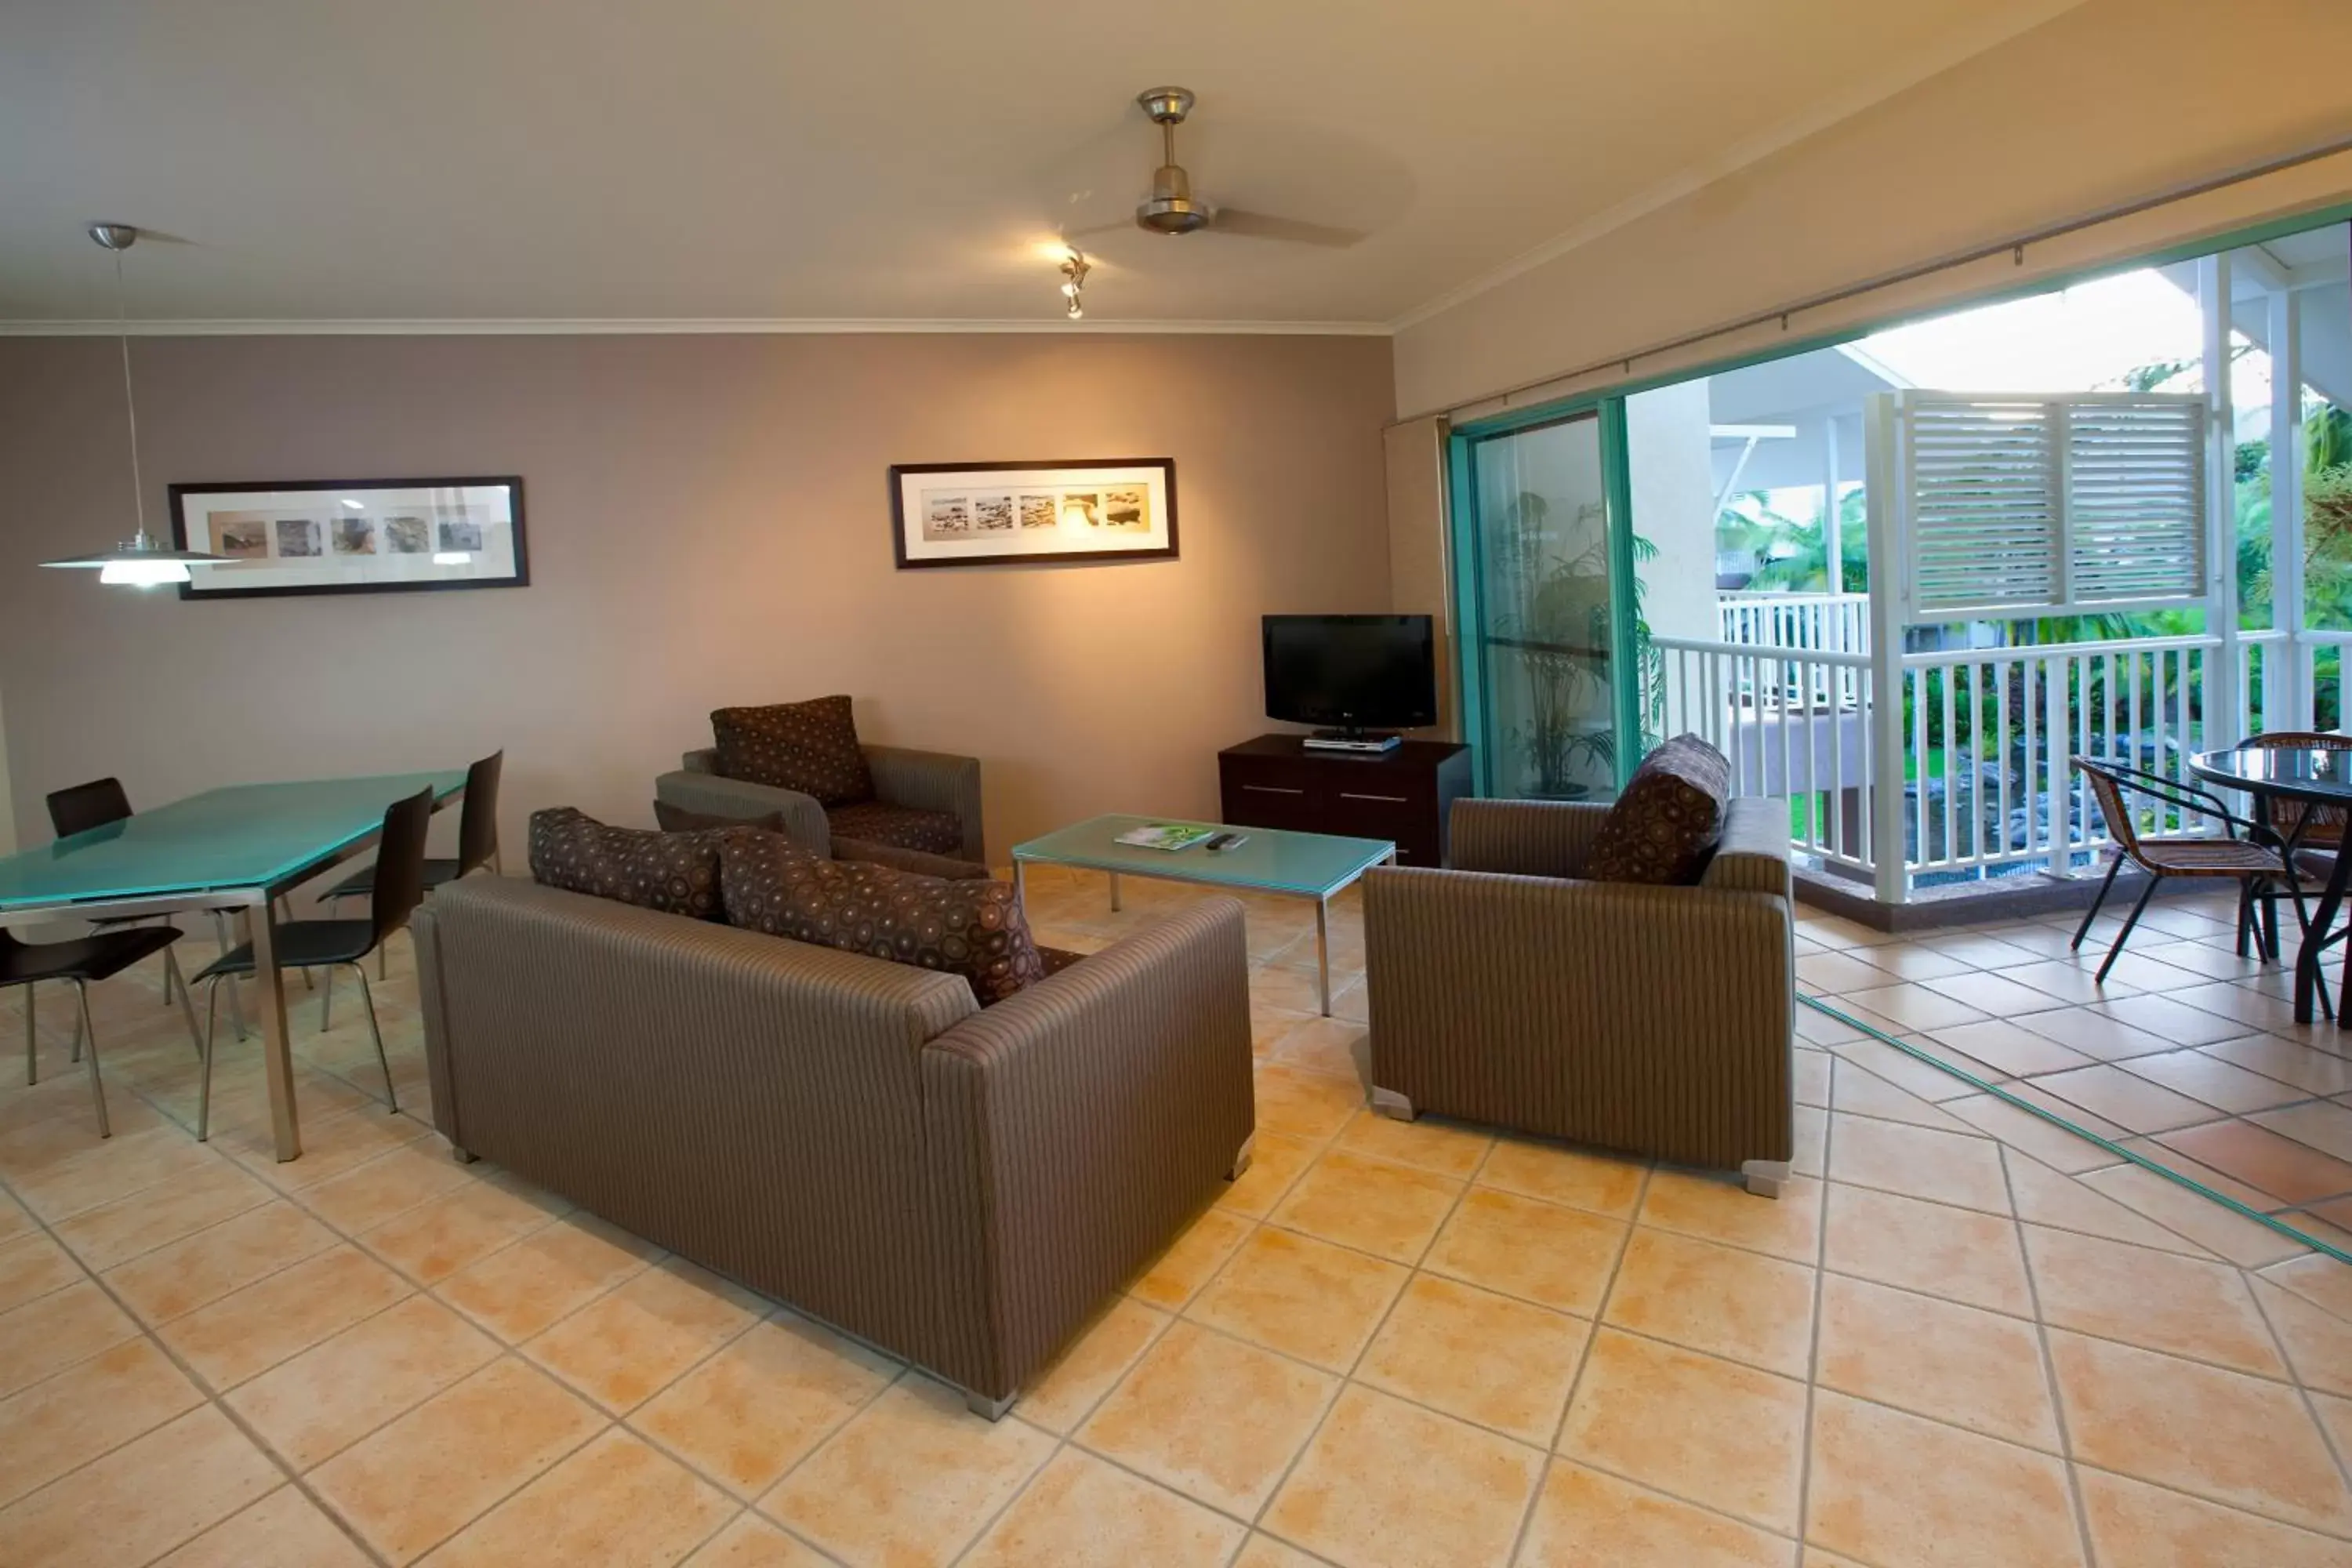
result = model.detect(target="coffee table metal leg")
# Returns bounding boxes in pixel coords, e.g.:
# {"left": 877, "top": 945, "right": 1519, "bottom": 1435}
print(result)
{"left": 1316, "top": 896, "right": 1331, "bottom": 1015}
{"left": 1109, "top": 872, "right": 1122, "bottom": 913}
{"left": 1011, "top": 858, "right": 1026, "bottom": 914}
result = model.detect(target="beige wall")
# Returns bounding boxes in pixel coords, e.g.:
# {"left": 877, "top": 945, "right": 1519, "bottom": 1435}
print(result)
{"left": 1381, "top": 417, "right": 1455, "bottom": 740}
{"left": 1396, "top": 0, "right": 2352, "bottom": 419}
{"left": 0, "top": 332, "right": 1394, "bottom": 862}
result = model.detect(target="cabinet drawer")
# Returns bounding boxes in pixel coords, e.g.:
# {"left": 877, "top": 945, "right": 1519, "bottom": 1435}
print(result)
{"left": 1224, "top": 779, "right": 1315, "bottom": 832}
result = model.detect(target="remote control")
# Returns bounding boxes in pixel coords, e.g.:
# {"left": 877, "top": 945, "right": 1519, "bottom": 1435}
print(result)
{"left": 1205, "top": 832, "right": 1247, "bottom": 851}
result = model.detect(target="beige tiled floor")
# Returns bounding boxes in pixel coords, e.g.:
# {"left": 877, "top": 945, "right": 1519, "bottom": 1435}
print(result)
{"left": 0, "top": 873, "right": 2347, "bottom": 1565}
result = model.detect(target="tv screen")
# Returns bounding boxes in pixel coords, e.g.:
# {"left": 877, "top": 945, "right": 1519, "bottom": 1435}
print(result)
{"left": 1263, "top": 615, "right": 1436, "bottom": 731}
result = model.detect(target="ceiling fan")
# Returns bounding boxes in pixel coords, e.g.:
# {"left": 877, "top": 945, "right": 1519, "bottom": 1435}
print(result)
{"left": 1069, "top": 88, "right": 1364, "bottom": 249}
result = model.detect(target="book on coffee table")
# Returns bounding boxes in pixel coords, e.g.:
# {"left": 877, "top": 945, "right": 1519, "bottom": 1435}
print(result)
{"left": 1112, "top": 822, "right": 1219, "bottom": 852}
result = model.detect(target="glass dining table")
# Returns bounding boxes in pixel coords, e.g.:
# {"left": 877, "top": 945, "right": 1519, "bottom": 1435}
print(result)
{"left": 0, "top": 771, "right": 468, "bottom": 1159}
{"left": 2189, "top": 744, "right": 2352, "bottom": 1026}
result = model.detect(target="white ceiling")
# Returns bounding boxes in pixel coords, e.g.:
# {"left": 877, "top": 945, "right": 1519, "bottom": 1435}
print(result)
{"left": 0, "top": 0, "right": 2085, "bottom": 328}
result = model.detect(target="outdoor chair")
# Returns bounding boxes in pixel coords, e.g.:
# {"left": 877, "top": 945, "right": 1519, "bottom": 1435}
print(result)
{"left": 2070, "top": 755, "right": 2318, "bottom": 985}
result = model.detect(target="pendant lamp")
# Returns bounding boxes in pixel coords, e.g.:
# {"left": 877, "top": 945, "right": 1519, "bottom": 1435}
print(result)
{"left": 42, "top": 224, "right": 228, "bottom": 586}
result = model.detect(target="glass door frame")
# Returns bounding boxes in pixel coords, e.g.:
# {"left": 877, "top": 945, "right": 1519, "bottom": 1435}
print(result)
{"left": 1447, "top": 395, "right": 1641, "bottom": 799}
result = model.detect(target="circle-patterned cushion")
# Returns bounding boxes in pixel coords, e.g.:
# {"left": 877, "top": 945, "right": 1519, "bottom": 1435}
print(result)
{"left": 710, "top": 695, "right": 874, "bottom": 808}
{"left": 717, "top": 827, "right": 1044, "bottom": 1006}
{"left": 528, "top": 807, "right": 728, "bottom": 921}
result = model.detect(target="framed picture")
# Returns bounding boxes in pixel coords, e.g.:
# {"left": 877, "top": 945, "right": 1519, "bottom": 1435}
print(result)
{"left": 889, "top": 459, "right": 1176, "bottom": 569}
{"left": 169, "top": 476, "right": 526, "bottom": 599}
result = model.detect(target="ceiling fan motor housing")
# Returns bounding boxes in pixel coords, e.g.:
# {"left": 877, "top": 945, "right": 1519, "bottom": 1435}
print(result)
{"left": 1138, "top": 163, "right": 1211, "bottom": 235}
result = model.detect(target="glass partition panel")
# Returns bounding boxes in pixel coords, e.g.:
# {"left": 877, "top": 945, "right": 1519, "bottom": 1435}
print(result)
{"left": 1461, "top": 413, "right": 1619, "bottom": 801}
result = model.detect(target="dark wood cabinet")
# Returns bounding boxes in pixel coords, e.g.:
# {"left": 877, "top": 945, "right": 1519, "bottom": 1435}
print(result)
{"left": 1218, "top": 735, "right": 1473, "bottom": 868}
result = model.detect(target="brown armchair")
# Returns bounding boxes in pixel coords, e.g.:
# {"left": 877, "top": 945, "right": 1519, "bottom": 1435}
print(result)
{"left": 655, "top": 742, "right": 985, "bottom": 865}
{"left": 1362, "top": 796, "right": 1795, "bottom": 1195}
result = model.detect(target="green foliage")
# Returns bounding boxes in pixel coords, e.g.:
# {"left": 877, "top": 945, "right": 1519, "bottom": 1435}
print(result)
{"left": 1717, "top": 487, "right": 1867, "bottom": 594}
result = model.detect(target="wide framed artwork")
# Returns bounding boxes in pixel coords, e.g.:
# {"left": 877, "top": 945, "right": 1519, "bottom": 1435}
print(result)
{"left": 169, "top": 476, "right": 527, "bottom": 599}
{"left": 888, "top": 459, "right": 1177, "bottom": 568}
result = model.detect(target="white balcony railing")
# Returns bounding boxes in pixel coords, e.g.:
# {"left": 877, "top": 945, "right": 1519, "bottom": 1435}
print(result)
{"left": 1679, "top": 596, "right": 2315, "bottom": 895}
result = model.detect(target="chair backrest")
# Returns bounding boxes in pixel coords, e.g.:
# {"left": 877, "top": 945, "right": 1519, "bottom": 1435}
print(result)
{"left": 457, "top": 751, "right": 503, "bottom": 875}
{"left": 369, "top": 786, "right": 439, "bottom": 947}
{"left": 2071, "top": 757, "right": 2147, "bottom": 863}
{"left": 2233, "top": 731, "right": 2352, "bottom": 848}
{"left": 47, "top": 777, "right": 132, "bottom": 839}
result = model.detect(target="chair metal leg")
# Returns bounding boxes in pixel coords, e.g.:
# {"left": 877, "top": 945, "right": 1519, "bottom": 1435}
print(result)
{"left": 22, "top": 982, "right": 34, "bottom": 1087}
{"left": 172, "top": 953, "right": 204, "bottom": 1057}
{"left": 321, "top": 966, "right": 334, "bottom": 1033}
{"left": 161, "top": 936, "right": 178, "bottom": 1005}
{"left": 352, "top": 964, "right": 397, "bottom": 1114}
{"left": 212, "top": 913, "right": 249, "bottom": 1040}
{"left": 2072, "top": 855, "right": 2125, "bottom": 952}
{"left": 67, "top": 987, "right": 83, "bottom": 1064}
{"left": 74, "top": 980, "right": 109, "bottom": 1138}
{"left": 198, "top": 979, "right": 220, "bottom": 1142}
{"left": 2098, "top": 876, "right": 2160, "bottom": 983}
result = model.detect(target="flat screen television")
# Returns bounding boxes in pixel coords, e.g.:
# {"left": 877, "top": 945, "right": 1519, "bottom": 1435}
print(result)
{"left": 1263, "top": 614, "right": 1437, "bottom": 735}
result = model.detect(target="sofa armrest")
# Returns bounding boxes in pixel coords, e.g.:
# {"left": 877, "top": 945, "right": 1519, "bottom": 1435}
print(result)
{"left": 918, "top": 898, "right": 1255, "bottom": 1401}
{"left": 681, "top": 748, "right": 719, "bottom": 775}
{"left": 653, "top": 769, "right": 830, "bottom": 854}
{"left": 865, "top": 744, "right": 985, "bottom": 865}
{"left": 1701, "top": 797, "right": 1794, "bottom": 898}
{"left": 1450, "top": 798, "right": 1609, "bottom": 877}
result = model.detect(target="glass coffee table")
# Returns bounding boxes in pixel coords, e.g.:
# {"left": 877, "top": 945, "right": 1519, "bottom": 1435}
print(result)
{"left": 1011, "top": 815, "right": 1396, "bottom": 1015}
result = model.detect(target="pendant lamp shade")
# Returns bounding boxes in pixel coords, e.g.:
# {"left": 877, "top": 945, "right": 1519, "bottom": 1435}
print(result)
{"left": 42, "top": 224, "right": 229, "bottom": 587}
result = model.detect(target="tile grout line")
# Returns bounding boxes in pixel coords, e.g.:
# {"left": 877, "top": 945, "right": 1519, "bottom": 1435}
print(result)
{"left": 1504, "top": 1160, "right": 1657, "bottom": 1568}
{"left": 0, "top": 1163, "right": 398, "bottom": 1568}
{"left": 2001, "top": 1142, "right": 2103, "bottom": 1568}
{"left": 1792, "top": 1094, "right": 1835, "bottom": 1566}
{"left": 2245, "top": 1264, "right": 2352, "bottom": 1508}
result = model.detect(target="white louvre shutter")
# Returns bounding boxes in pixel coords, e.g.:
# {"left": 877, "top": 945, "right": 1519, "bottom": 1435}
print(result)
{"left": 1893, "top": 392, "right": 2206, "bottom": 621}
{"left": 2065, "top": 399, "right": 2206, "bottom": 603}
{"left": 1905, "top": 398, "right": 2060, "bottom": 615}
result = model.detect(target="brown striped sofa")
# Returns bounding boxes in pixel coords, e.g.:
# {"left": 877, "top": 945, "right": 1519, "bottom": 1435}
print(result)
{"left": 1362, "top": 796, "right": 1795, "bottom": 1196}
{"left": 412, "top": 876, "right": 1254, "bottom": 1417}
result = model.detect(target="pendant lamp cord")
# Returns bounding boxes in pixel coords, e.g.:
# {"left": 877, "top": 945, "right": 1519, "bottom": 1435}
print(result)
{"left": 114, "top": 250, "right": 147, "bottom": 538}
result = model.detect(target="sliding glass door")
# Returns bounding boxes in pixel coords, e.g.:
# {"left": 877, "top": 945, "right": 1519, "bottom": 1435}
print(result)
{"left": 1453, "top": 408, "right": 1635, "bottom": 800}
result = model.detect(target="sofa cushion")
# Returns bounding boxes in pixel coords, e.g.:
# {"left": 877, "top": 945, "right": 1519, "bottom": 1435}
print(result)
{"left": 825, "top": 800, "right": 964, "bottom": 857}
{"left": 1583, "top": 733, "right": 1731, "bottom": 886}
{"left": 711, "top": 695, "right": 873, "bottom": 807}
{"left": 529, "top": 807, "right": 728, "bottom": 921}
{"left": 718, "top": 829, "right": 1044, "bottom": 1006}
{"left": 652, "top": 799, "right": 786, "bottom": 835}
{"left": 831, "top": 836, "right": 993, "bottom": 881}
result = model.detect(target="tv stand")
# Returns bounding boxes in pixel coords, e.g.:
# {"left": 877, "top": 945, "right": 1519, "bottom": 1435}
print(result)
{"left": 1219, "top": 734, "right": 1472, "bottom": 867}
{"left": 1303, "top": 730, "right": 1402, "bottom": 754}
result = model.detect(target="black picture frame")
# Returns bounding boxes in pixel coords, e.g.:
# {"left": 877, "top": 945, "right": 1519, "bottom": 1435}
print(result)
{"left": 168, "top": 475, "right": 528, "bottom": 600}
{"left": 888, "top": 458, "right": 1178, "bottom": 569}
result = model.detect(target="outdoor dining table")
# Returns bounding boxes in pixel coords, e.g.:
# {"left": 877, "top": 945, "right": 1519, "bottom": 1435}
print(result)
{"left": 0, "top": 770, "right": 468, "bottom": 1159}
{"left": 2188, "top": 745, "right": 2352, "bottom": 1026}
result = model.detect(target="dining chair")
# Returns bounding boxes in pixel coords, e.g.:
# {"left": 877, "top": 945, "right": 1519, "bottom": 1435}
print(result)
{"left": 45, "top": 777, "right": 190, "bottom": 1007}
{"left": 45, "top": 777, "right": 310, "bottom": 1047}
{"left": 4, "top": 922, "right": 201, "bottom": 1137}
{"left": 2070, "top": 756, "right": 2318, "bottom": 983}
{"left": 191, "top": 786, "right": 434, "bottom": 1140}
{"left": 323, "top": 751, "right": 502, "bottom": 983}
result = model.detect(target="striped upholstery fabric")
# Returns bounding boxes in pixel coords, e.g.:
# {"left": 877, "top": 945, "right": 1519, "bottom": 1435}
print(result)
{"left": 1363, "top": 797, "right": 1794, "bottom": 1174}
{"left": 413, "top": 877, "right": 1252, "bottom": 1409}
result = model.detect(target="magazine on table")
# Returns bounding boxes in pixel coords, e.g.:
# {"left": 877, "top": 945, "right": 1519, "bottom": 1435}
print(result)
{"left": 1114, "top": 822, "right": 1220, "bottom": 851}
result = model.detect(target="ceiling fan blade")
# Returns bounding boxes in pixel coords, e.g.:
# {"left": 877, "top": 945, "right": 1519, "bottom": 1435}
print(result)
{"left": 1206, "top": 209, "right": 1365, "bottom": 249}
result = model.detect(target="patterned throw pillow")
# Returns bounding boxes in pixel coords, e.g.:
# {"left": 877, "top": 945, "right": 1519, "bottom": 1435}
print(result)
{"left": 711, "top": 696, "right": 873, "bottom": 808}
{"left": 1582, "top": 733, "right": 1732, "bottom": 886}
{"left": 529, "top": 807, "right": 728, "bottom": 921}
{"left": 717, "top": 829, "right": 1044, "bottom": 1005}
